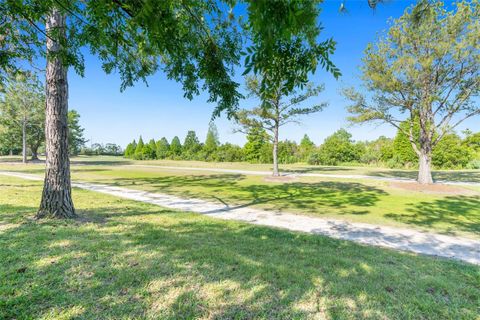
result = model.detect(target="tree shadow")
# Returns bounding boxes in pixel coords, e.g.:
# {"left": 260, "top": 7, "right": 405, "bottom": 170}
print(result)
{"left": 1, "top": 201, "right": 478, "bottom": 319}
{"left": 281, "top": 166, "right": 355, "bottom": 174}
{"left": 105, "top": 174, "right": 387, "bottom": 216}
{"left": 385, "top": 196, "right": 480, "bottom": 235}
{"left": 71, "top": 159, "right": 133, "bottom": 166}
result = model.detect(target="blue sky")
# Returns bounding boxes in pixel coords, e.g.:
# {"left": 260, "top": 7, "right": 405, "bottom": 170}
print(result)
{"left": 68, "top": 0, "right": 477, "bottom": 148}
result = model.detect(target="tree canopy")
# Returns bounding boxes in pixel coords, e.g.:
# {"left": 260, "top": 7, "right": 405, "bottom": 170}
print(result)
{"left": 0, "top": 0, "right": 243, "bottom": 117}
{"left": 344, "top": 0, "right": 480, "bottom": 183}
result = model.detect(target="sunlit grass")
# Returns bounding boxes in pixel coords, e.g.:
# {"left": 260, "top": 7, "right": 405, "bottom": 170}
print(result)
{"left": 1, "top": 156, "right": 479, "bottom": 237}
{"left": 1, "top": 176, "right": 479, "bottom": 319}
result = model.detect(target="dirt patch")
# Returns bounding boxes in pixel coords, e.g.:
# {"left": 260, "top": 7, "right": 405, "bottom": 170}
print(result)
{"left": 263, "top": 174, "right": 298, "bottom": 183}
{"left": 389, "top": 181, "right": 478, "bottom": 195}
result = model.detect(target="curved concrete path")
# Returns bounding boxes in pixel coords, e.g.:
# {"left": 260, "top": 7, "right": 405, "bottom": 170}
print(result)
{"left": 1, "top": 170, "right": 479, "bottom": 265}
{"left": 124, "top": 164, "right": 480, "bottom": 187}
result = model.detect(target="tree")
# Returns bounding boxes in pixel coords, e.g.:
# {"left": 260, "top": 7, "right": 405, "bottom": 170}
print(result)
{"left": 299, "top": 134, "right": 315, "bottom": 162}
{"left": 124, "top": 140, "right": 137, "bottom": 158}
{"left": 433, "top": 133, "right": 472, "bottom": 169}
{"left": 310, "top": 129, "right": 359, "bottom": 165}
{"left": 67, "top": 110, "right": 87, "bottom": 156}
{"left": 0, "top": 73, "right": 44, "bottom": 163}
{"left": 27, "top": 110, "right": 45, "bottom": 160}
{"left": 239, "top": 0, "right": 339, "bottom": 176}
{"left": 91, "top": 143, "right": 105, "bottom": 155}
{"left": 359, "top": 136, "right": 394, "bottom": 165}
{"left": 204, "top": 122, "right": 220, "bottom": 159}
{"left": 463, "top": 130, "right": 480, "bottom": 153}
{"left": 142, "top": 139, "right": 157, "bottom": 160}
{"left": 1, "top": 1, "right": 242, "bottom": 218}
{"left": 243, "top": 126, "right": 270, "bottom": 163}
{"left": 344, "top": 0, "right": 480, "bottom": 184}
{"left": 169, "top": 136, "right": 182, "bottom": 158}
{"left": 216, "top": 143, "right": 244, "bottom": 162}
{"left": 236, "top": 77, "right": 326, "bottom": 175}
{"left": 103, "top": 143, "right": 122, "bottom": 155}
{"left": 0, "top": 122, "right": 21, "bottom": 155}
{"left": 183, "top": 131, "right": 201, "bottom": 159}
{"left": 134, "top": 137, "right": 145, "bottom": 160}
{"left": 156, "top": 138, "right": 170, "bottom": 159}
{"left": 392, "top": 121, "right": 419, "bottom": 167}
{"left": 278, "top": 140, "right": 299, "bottom": 164}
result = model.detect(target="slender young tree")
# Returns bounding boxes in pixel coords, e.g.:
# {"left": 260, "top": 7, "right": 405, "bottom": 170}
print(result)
{"left": 236, "top": 77, "right": 326, "bottom": 176}
{"left": 156, "top": 138, "right": 170, "bottom": 159}
{"left": 344, "top": 0, "right": 480, "bottom": 184}
{"left": 240, "top": 0, "right": 338, "bottom": 176}
{"left": 1, "top": 1, "right": 242, "bottom": 218}
{"left": 134, "top": 136, "right": 145, "bottom": 160}
{"left": 204, "top": 122, "right": 220, "bottom": 158}
{"left": 169, "top": 136, "right": 182, "bottom": 157}
{"left": 0, "top": 73, "right": 44, "bottom": 163}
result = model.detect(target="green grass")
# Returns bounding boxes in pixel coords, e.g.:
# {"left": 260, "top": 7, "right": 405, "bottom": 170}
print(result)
{"left": 1, "top": 156, "right": 479, "bottom": 237}
{"left": 3, "top": 155, "right": 480, "bottom": 182}
{"left": 1, "top": 176, "right": 479, "bottom": 319}
{"left": 76, "top": 167, "right": 480, "bottom": 235}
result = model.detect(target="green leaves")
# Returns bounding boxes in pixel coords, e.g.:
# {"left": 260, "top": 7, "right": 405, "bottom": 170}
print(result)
{"left": 346, "top": 0, "right": 480, "bottom": 146}
{"left": 243, "top": 0, "right": 339, "bottom": 107}
{"left": 1, "top": 0, "right": 243, "bottom": 117}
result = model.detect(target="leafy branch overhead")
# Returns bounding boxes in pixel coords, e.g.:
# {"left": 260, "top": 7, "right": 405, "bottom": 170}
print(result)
{"left": 0, "top": 0, "right": 243, "bottom": 117}
{"left": 243, "top": 0, "right": 340, "bottom": 107}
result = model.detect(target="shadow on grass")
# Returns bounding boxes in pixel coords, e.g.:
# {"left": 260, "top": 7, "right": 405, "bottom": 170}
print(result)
{"left": 281, "top": 166, "right": 355, "bottom": 174}
{"left": 385, "top": 196, "right": 480, "bottom": 236}
{"left": 106, "top": 174, "right": 388, "bottom": 215}
{"left": 71, "top": 159, "right": 133, "bottom": 166}
{"left": 1, "top": 200, "right": 479, "bottom": 319}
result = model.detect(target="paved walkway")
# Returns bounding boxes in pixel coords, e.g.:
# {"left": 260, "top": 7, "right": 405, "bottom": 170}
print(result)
{"left": 124, "top": 164, "right": 480, "bottom": 187}
{"left": 1, "top": 170, "right": 479, "bottom": 265}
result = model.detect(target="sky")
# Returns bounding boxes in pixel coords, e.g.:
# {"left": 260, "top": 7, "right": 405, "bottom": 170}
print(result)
{"left": 67, "top": 0, "right": 478, "bottom": 148}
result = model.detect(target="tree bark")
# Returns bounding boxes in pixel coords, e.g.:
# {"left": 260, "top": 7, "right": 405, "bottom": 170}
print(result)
{"left": 37, "top": 8, "right": 76, "bottom": 219}
{"left": 22, "top": 119, "right": 27, "bottom": 164}
{"left": 417, "top": 150, "right": 433, "bottom": 184}
{"left": 272, "top": 122, "right": 279, "bottom": 177}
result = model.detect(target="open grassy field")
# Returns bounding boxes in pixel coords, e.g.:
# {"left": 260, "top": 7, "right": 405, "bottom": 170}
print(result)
{"left": 1, "top": 156, "right": 479, "bottom": 238}
{"left": 1, "top": 175, "right": 479, "bottom": 319}
{"left": 3, "top": 155, "right": 480, "bottom": 182}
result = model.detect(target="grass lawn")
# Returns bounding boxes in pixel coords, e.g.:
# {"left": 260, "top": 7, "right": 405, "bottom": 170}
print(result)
{"left": 1, "top": 176, "right": 479, "bottom": 319}
{"left": 3, "top": 155, "right": 480, "bottom": 182}
{"left": 72, "top": 156, "right": 480, "bottom": 182}
{"left": 0, "top": 156, "right": 479, "bottom": 238}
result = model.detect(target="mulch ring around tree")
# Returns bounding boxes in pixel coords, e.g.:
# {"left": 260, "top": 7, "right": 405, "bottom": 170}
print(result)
{"left": 389, "top": 181, "right": 479, "bottom": 196}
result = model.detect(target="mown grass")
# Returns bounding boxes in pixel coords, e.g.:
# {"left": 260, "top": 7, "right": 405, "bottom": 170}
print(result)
{"left": 2, "top": 155, "right": 480, "bottom": 182}
{"left": 1, "top": 176, "right": 479, "bottom": 319}
{"left": 0, "top": 157, "right": 479, "bottom": 237}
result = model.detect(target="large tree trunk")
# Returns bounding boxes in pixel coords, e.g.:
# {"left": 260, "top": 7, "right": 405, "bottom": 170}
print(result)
{"left": 22, "top": 119, "right": 27, "bottom": 164}
{"left": 417, "top": 150, "right": 433, "bottom": 184}
{"left": 272, "top": 122, "right": 279, "bottom": 177}
{"left": 37, "top": 8, "right": 76, "bottom": 219}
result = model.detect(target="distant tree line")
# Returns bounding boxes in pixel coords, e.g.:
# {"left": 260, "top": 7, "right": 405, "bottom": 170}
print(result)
{"left": 80, "top": 143, "right": 123, "bottom": 156}
{"left": 125, "top": 123, "right": 480, "bottom": 170}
